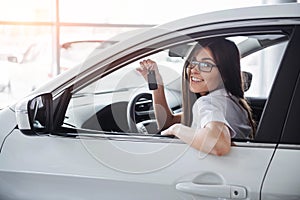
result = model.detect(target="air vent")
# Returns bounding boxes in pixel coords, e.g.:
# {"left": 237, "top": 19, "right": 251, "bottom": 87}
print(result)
{"left": 135, "top": 97, "right": 153, "bottom": 112}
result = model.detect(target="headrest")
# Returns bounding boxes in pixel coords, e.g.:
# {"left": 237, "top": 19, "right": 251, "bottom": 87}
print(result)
{"left": 242, "top": 71, "right": 252, "bottom": 92}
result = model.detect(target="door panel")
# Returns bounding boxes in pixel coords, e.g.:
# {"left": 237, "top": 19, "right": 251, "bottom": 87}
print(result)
{"left": 261, "top": 146, "right": 300, "bottom": 200}
{"left": 0, "top": 130, "right": 275, "bottom": 200}
{"left": 261, "top": 25, "right": 300, "bottom": 200}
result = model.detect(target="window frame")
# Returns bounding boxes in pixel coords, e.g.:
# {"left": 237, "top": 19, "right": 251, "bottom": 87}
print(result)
{"left": 51, "top": 24, "right": 297, "bottom": 145}
{"left": 255, "top": 25, "right": 300, "bottom": 143}
{"left": 277, "top": 25, "right": 300, "bottom": 145}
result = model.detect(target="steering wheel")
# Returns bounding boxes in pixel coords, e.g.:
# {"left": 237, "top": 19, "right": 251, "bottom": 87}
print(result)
{"left": 127, "top": 92, "right": 158, "bottom": 134}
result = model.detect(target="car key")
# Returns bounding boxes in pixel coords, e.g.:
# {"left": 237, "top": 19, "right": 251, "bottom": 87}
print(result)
{"left": 147, "top": 70, "right": 158, "bottom": 90}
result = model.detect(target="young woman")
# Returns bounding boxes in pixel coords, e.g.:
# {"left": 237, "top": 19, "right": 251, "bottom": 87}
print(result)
{"left": 137, "top": 38, "right": 255, "bottom": 156}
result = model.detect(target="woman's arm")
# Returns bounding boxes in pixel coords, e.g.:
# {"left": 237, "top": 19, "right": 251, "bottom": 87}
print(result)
{"left": 136, "top": 59, "right": 181, "bottom": 130}
{"left": 162, "top": 122, "right": 231, "bottom": 156}
{"left": 152, "top": 82, "right": 181, "bottom": 130}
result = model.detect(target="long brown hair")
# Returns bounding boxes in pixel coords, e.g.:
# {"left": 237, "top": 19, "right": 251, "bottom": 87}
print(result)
{"left": 181, "top": 38, "right": 256, "bottom": 138}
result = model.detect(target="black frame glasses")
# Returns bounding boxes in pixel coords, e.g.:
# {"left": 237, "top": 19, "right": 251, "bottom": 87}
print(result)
{"left": 187, "top": 60, "right": 217, "bottom": 72}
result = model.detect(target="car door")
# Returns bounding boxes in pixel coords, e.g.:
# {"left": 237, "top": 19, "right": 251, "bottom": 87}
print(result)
{"left": 260, "top": 25, "right": 300, "bottom": 200}
{"left": 0, "top": 25, "right": 295, "bottom": 200}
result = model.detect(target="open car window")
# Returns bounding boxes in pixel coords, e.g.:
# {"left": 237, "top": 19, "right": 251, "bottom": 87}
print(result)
{"left": 241, "top": 41, "right": 288, "bottom": 98}
{"left": 62, "top": 32, "right": 289, "bottom": 140}
{"left": 238, "top": 36, "right": 288, "bottom": 128}
{"left": 63, "top": 48, "right": 185, "bottom": 134}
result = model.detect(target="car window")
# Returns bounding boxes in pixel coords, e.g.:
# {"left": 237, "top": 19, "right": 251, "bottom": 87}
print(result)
{"left": 237, "top": 38, "right": 288, "bottom": 129}
{"left": 241, "top": 41, "right": 288, "bottom": 98}
{"left": 62, "top": 33, "right": 289, "bottom": 138}
{"left": 63, "top": 48, "right": 185, "bottom": 134}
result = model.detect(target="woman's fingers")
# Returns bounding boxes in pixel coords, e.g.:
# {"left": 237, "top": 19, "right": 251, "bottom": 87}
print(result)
{"left": 137, "top": 59, "right": 163, "bottom": 84}
{"left": 139, "top": 59, "right": 157, "bottom": 71}
{"left": 161, "top": 124, "right": 180, "bottom": 136}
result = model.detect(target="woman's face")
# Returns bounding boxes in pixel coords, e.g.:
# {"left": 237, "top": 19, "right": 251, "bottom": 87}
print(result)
{"left": 188, "top": 47, "right": 223, "bottom": 95}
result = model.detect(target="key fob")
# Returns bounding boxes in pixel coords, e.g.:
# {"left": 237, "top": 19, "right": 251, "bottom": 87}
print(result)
{"left": 147, "top": 70, "right": 158, "bottom": 90}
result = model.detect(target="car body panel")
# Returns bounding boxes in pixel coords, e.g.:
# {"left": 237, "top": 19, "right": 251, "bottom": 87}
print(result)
{"left": 158, "top": 3, "right": 300, "bottom": 31}
{"left": 0, "top": 129, "right": 275, "bottom": 200}
{"left": 261, "top": 146, "right": 300, "bottom": 200}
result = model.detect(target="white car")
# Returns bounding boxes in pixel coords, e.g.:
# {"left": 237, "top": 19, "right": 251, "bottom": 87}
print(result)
{"left": 1, "top": 3, "right": 300, "bottom": 200}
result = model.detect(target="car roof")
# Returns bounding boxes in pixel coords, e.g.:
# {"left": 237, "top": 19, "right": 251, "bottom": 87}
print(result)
{"left": 94, "top": 3, "right": 300, "bottom": 62}
{"left": 158, "top": 3, "right": 300, "bottom": 31}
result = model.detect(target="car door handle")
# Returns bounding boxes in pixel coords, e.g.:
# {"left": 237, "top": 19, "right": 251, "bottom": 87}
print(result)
{"left": 176, "top": 182, "right": 247, "bottom": 199}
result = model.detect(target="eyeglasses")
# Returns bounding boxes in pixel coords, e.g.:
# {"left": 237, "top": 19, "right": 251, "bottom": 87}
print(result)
{"left": 187, "top": 60, "right": 217, "bottom": 72}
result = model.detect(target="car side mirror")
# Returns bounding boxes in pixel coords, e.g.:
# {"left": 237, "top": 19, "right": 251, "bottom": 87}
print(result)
{"left": 15, "top": 93, "right": 53, "bottom": 135}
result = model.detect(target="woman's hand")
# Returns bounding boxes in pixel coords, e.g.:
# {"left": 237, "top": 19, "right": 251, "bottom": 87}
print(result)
{"left": 136, "top": 59, "right": 162, "bottom": 84}
{"left": 136, "top": 58, "right": 179, "bottom": 131}
{"left": 161, "top": 124, "right": 181, "bottom": 136}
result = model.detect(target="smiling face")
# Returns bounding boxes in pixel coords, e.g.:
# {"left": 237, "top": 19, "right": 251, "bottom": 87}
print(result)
{"left": 188, "top": 47, "right": 223, "bottom": 95}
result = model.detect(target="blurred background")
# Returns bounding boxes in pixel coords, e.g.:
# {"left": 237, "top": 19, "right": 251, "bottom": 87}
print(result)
{"left": 0, "top": 0, "right": 298, "bottom": 108}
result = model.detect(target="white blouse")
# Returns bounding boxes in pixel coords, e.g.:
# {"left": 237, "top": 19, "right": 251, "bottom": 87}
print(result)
{"left": 191, "top": 88, "right": 252, "bottom": 139}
